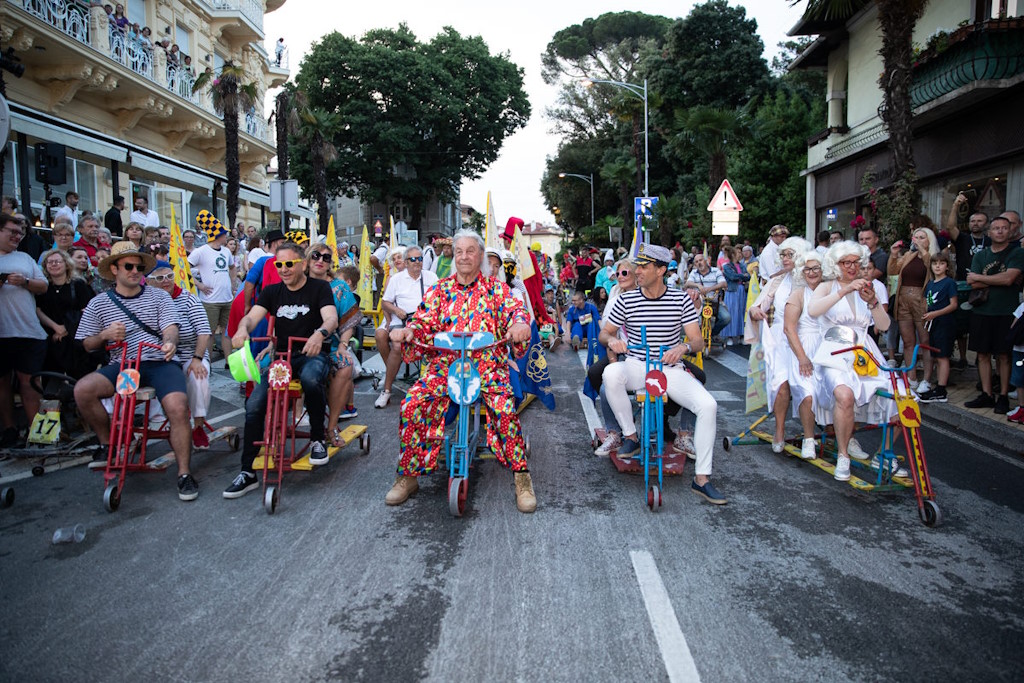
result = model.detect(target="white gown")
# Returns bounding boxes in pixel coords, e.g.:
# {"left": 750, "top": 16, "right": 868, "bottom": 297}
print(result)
{"left": 785, "top": 287, "right": 821, "bottom": 418}
{"left": 811, "top": 281, "right": 896, "bottom": 425}
{"left": 759, "top": 273, "right": 794, "bottom": 410}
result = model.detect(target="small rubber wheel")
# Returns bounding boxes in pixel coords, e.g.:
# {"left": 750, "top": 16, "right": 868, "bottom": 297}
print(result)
{"left": 525, "top": 436, "right": 531, "bottom": 459}
{"left": 0, "top": 487, "right": 13, "bottom": 508}
{"left": 360, "top": 433, "right": 370, "bottom": 455}
{"left": 919, "top": 499, "right": 942, "bottom": 527}
{"left": 31, "top": 465, "right": 45, "bottom": 477}
{"left": 264, "top": 486, "right": 279, "bottom": 515}
{"left": 228, "top": 433, "right": 240, "bottom": 451}
{"left": 591, "top": 437, "right": 599, "bottom": 450}
{"left": 103, "top": 482, "right": 121, "bottom": 513}
{"left": 647, "top": 485, "right": 661, "bottom": 511}
{"left": 722, "top": 437, "right": 731, "bottom": 452}
{"left": 448, "top": 476, "right": 466, "bottom": 517}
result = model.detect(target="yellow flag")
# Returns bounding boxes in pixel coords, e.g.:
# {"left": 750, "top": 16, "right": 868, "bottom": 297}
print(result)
{"left": 325, "top": 215, "right": 340, "bottom": 269}
{"left": 484, "top": 191, "right": 502, "bottom": 252}
{"left": 169, "top": 204, "right": 196, "bottom": 294}
{"left": 357, "top": 225, "right": 373, "bottom": 311}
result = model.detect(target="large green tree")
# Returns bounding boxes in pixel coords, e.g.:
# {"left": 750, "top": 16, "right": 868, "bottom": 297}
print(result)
{"left": 293, "top": 25, "right": 529, "bottom": 230}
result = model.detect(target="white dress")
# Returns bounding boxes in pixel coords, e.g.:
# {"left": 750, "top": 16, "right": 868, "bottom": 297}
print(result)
{"left": 811, "top": 281, "right": 896, "bottom": 425}
{"left": 785, "top": 287, "right": 821, "bottom": 417}
{"left": 759, "top": 273, "right": 794, "bottom": 410}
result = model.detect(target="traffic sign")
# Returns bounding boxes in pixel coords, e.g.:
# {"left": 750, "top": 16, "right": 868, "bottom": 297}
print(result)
{"left": 634, "top": 196, "right": 658, "bottom": 231}
{"left": 706, "top": 179, "right": 743, "bottom": 212}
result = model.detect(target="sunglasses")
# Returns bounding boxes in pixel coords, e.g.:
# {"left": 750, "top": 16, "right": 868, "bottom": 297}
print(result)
{"left": 148, "top": 273, "right": 174, "bottom": 282}
{"left": 274, "top": 259, "right": 302, "bottom": 270}
{"left": 617, "top": 270, "right": 633, "bottom": 277}
{"left": 406, "top": 256, "right": 423, "bottom": 262}
{"left": 117, "top": 262, "right": 143, "bottom": 272}
{"left": 309, "top": 251, "right": 331, "bottom": 262}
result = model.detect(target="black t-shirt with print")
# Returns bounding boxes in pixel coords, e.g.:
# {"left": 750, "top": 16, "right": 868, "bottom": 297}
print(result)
{"left": 256, "top": 277, "right": 334, "bottom": 352}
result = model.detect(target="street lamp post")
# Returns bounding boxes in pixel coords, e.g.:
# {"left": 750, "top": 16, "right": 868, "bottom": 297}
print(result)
{"left": 583, "top": 77, "right": 648, "bottom": 197}
{"left": 557, "top": 172, "right": 594, "bottom": 228}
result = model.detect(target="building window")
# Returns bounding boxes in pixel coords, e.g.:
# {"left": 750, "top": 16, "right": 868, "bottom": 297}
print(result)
{"left": 175, "top": 23, "right": 191, "bottom": 59}
{"left": 127, "top": 0, "right": 146, "bottom": 26}
{"left": 820, "top": 201, "right": 858, "bottom": 240}
{"left": 928, "top": 169, "right": 1009, "bottom": 228}
{"left": 2, "top": 143, "right": 100, "bottom": 224}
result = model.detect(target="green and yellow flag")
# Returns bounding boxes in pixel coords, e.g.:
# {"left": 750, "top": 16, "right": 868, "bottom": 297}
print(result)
{"left": 357, "top": 225, "right": 373, "bottom": 311}
{"left": 325, "top": 215, "right": 340, "bottom": 270}
{"left": 169, "top": 204, "right": 196, "bottom": 294}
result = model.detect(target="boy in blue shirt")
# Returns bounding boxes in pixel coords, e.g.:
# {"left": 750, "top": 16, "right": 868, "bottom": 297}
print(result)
{"left": 919, "top": 252, "right": 958, "bottom": 403}
{"left": 564, "top": 290, "right": 600, "bottom": 349}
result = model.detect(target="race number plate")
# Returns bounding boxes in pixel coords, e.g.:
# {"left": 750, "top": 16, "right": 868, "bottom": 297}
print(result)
{"left": 644, "top": 370, "right": 668, "bottom": 398}
{"left": 268, "top": 360, "right": 292, "bottom": 389}
{"left": 115, "top": 369, "right": 141, "bottom": 396}
{"left": 580, "top": 314, "right": 593, "bottom": 325}
{"left": 27, "top": 409, "right": 61, "bottom": 445}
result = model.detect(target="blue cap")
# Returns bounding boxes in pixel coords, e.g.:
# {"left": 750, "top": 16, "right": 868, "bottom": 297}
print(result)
{"left": 149, "top": 260, "right": 172, "bottom": 274}
{"left": 669, "top": 259, "right": 678, "bottom": 269}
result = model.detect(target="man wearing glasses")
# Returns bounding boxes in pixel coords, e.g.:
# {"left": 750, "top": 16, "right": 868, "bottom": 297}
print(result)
{"left": 73, "top": 241, "right": 199, "bottom": 501}
{"left": 224, "top": 241, "right": 338, "bottom": 498}
{"left": 374, "top": 245, "right": 438, "bottom": 409}
{"left": 0, "top": 213, "right": 49, "bottom": 448}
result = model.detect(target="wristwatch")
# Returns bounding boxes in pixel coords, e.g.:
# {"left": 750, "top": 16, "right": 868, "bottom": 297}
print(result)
{"left": 318, "top": 327, "right": 329, "bottom": 337}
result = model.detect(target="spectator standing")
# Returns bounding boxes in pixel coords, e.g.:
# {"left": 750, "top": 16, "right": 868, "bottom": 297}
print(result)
{"left": 123, "top": 221, "right": 144, "bottom": 250}
{"left": 129, "top": 196, "right": 160, "bottom": 227}
{"left": 421, "top": 234, "right": 437, "bottom": 272}
{"left": 0, "top": 213, "right": 48, "bottom": 447}
{"left": 721, "top": 245, "right": 750, "bottom": 346}
{"left": 888, "top": 224, "right": 939, "bottom": 389}
{"left": 917, "top": 252, "right": 958, "bottom": 404}
{"left": 73, "top": 215, "right": 103, "bottom": 266}
{"left": 964, "top": 216, "right": 1024, "bottom": 413}
{"left": 35, "top": 248, "right": 96, "bottom": 378}
{"left": 105, "top": 195, "right": 125, "bottom": 237}
{"left": 182, "top": 229, "right": 197, "bottom": 255}
{"left": 946, "top": 194, "right": 991, "bottom": 280}
{"left": 245, "top": 236, "right": 267, "bottom": 269}
{"left": 815, "top": 231, "right": 830, "bottom": 255}
{"left": 42, "top": 221, "right": 75, "bottom": 265}
{"left": 594, "top": 251, "right": 616, "bottom": 295}
{"left": 55, "top": 191, "right": 80, "bottom": 230}
{"left": 431, "top": 237, "right": 452, "bottom": 277}
{"left": 275, "top": 38, "right": 286, "bottom": 66}
{"left": 858, "top": 227, "right": 888, "bottom": 282}
{"left": 188, "top": 212, "right": 236, "bottom": 362}
{"left": 759, "top": 225, "right": 790, "bottom": 282}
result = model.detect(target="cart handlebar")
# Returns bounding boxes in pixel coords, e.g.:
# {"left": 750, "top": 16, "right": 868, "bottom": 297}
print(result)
{"left": 830, "top": 343, "right": 938, "bottom": 374}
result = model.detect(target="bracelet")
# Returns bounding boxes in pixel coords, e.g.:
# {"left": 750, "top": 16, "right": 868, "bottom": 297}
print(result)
{"left": 192, "top": 354, "right": 203, "bottom": 360}
{"left": 867, "top": 300, "right": 879, "bottom": 310}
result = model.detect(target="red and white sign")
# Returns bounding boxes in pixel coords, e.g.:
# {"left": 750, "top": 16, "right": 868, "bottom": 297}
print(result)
{"left": 706, "top": 179, "right": 744, "bottom": 212}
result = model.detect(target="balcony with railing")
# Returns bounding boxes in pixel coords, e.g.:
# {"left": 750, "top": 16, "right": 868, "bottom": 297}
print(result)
{"left": 203, "top": 0, "right": 263, "bottom": 41}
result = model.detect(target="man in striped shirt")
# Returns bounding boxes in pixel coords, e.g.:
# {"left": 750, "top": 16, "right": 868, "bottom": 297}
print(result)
{"left": 599, "top": 243, "right": 726, "bottom": 505}
{"left": 74, "top": 241, "right": 199, "bottom": 502}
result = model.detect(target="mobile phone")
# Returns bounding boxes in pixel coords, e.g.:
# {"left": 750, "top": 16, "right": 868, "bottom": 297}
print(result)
{"left": 0, "top": 273, "right": 8, "bottom": 284}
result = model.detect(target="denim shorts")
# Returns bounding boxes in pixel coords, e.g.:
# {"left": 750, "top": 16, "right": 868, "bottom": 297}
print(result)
{"left": 96, "top": 360, "right": 187, "bottom": 400}
{"left": 1011, "top": 350, "right": 1024, "bottom": 389}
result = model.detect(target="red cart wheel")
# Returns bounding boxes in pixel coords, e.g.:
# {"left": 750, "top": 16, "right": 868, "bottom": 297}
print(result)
{"left": 647, "top": 485, "right": 661, "bottom": 511}
{"left": 448, "top": 477, "right": 467, "bottom": 517}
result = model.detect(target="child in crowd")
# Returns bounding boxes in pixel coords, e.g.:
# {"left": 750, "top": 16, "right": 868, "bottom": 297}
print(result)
{"left": 1008, "top": 302, "right": 1024, "bottom": 424}
{"left": 564, "top": 290, "right": 600, "bottom": 349}
{"left": 336, "top": 265, "right": 361, "bottom": 350}
{"left": 918, "top": 252, "right": 958, "bottom": 403}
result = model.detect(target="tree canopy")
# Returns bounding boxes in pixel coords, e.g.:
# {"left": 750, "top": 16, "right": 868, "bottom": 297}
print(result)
{"left": 293, "top": 24, "right": 530, "bottom": 229}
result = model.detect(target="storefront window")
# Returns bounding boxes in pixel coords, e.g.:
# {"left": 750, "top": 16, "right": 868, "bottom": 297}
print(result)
{"left": 2, "top": 143, "right": 101, "bottom": 225}
{"left": 819, "top": 200, "right": 857, "bottom": 240}
{"left": 933, "top": 168, "right": 1008, "bottom": 228}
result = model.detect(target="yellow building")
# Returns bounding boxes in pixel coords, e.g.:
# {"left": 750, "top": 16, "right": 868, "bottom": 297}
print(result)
{"left": 0, "top": 0, "right": 305, "bottom": 232}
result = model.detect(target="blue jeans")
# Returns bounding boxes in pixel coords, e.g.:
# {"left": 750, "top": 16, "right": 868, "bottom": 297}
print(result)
{"left": 241, "top": 352, "right": 329, "bottom": 472}
{"left": 712, "top": 303, "right": 731, "bottom": 337}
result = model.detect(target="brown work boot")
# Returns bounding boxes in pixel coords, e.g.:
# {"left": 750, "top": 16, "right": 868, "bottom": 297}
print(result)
{"left": 514, "top": 471, "right": 536, "bottom": 513}
{"left": 385, "top": 475, "right": 418, "bottom": 506}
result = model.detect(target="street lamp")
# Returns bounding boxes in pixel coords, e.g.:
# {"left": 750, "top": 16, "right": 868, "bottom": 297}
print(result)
{"left": 583, "top": 77, "right": 648, "bottom": 197}
{"left": 557, "top": 172, "right": 594, "bottom": 228}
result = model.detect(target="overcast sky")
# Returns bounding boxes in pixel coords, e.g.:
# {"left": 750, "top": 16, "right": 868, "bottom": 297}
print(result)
{"left": 263, "top": 0, "right": 807, "bottom": 228}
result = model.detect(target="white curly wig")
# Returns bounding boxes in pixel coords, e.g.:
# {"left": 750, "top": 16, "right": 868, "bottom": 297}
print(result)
{"left": 772, "top": 236, "right": 812, "bottom": 272}
{"left": 791, "top": 249, "right": 823, "bottom": 287}
{"left": 822, "top": 240, "right": 869, "bottom": 280}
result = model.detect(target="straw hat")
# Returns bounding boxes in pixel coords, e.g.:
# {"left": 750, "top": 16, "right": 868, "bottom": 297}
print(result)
{"left": 98, "top": 241, "right": 156, "bottom": 281}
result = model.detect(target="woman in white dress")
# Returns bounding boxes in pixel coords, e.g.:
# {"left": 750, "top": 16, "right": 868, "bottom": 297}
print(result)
{"left": 808, "top": 241, "right": 896, "bottom": 482}
{"left": 747, "top": 236, "right": 812, "bottom": 451}
{"left": 782, "top": 250, "right": 824, "bottom": 460}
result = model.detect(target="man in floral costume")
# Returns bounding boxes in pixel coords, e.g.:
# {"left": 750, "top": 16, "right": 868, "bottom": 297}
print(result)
{"left": 384, "top": 229, "right": 537, "bottom": 513}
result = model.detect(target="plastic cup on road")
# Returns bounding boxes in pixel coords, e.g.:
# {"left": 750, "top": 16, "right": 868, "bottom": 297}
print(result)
{"left": 51, "top": 524, "right": 86, "bottom": 545}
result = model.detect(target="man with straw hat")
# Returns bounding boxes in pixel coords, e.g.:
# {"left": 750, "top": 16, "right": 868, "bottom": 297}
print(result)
{"left": 74, "top": 241, "right": 199, "bottom": 502}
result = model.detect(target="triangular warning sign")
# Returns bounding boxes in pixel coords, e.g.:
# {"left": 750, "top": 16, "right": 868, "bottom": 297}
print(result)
{"left": 373, "top": 219, "right": 384, "bottom": 230}
{"left": 707, "top": 179, "right": 743, "bottom": 212}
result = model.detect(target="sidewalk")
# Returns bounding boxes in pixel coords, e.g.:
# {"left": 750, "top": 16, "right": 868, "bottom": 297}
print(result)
{"left": 918, "top": 358, "right": 1024, "bottom": 456}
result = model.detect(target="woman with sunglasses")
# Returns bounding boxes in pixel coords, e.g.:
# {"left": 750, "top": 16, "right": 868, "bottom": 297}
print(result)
{"left": 747, "top": 236, "right": 812, "bottom": 452}
{"left": 781, "top": 250, "right": 824, "bottom": 460}
{"left": 808, "top": 241, "right": 900, "bottom": 481}
{"left": 306, "top": 243, "right": 359, "bottom": 444}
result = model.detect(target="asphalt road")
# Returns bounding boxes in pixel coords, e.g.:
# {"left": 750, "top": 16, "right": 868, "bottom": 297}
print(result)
{"left": 1, "top": 344, "right": 1022, "bottom": 682}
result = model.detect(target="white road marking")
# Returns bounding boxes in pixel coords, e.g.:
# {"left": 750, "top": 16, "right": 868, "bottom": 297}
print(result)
{"left": 630, "top": 550, "right": 702, "bottom": 683}
{"left": 577, "top": 390, "right": 602, "bottom": 440}
{"left": 206, "top": 408, "right": 245, "bottom": 425}
{"left": 923, "top": 419, "right": 1024, "bottom": 470}
{"left": 712, "top": 349, "right": 748, "bottom": 378}
{"left": 576, "top": 348, "right": 589, "bottom": 367}
{"left": 709, "top": 390, "right": 741, "bottom": 402}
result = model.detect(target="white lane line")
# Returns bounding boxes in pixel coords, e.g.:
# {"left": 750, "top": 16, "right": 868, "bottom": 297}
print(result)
{"left": 924, "top": 419, "right": 1024, "bottom": 470}
{"left": 576, "top": 348, "right": 589, "bottom": 367}
{"left": 577, "top": 390, "right": 602, "bottom": 440}
{"left": 709, "top": 390, "right": 740, "bottom": 402}
{"left": 206, "top": 408, "right": 245, "bottom": 425}
{"left": 712, "top": 349, "right": 748, "bottom": 378}
{"left": 630, "top": 550, "right": 702, "bottom": 683}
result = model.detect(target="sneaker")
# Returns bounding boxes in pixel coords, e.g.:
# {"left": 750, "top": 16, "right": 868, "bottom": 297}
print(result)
{"left": 994, "top": 394, "right": 1010, "bottom": 415}
{"left": 916, "top": 379, "right": 932, "bottom": 394}
{"left": 594, "top": 431, "right": 621, "bottom": 457}
{"left": 308, "top": 440, "right": 329, "bottom": 466}
{"left": 691, "top": 478, "right": 727, "bottom": 505}
{"left": 296, "top": 413, "right": 311, "bottom": 428}
{"left": 617, "top": 437, "right": 640, "bottom": 459}
{"left": 374, "top": 390, "right": 391, "bottom": 409}
{"left": 834, "top": 455, "right": 851, "bottom": 481}
{"left": 907, "top": 379, "right": 919, "bottom": 391}
{"left": 965, "top": 392, "right": 995, "bottom": 409}
{"left": 223, "top": 471, "right": 259, "bottom": 499}
{"left": 571, "top": 335, "right": 581, "bottom": 348}
{"left": 339, "top": 406, "right": 358, "bottom": 420}
{"left": 871, "top": 455, "right": 908, "bottom": 479}
{"left": 771, "top": 441, "right": 785, "bottom": 454}
{"left": 847, "top": 437, "right": 870, "bottom": 461}
{"left": 726, "top": 338, "right": 735, "bottom": 347}
{"left": 800, "top": 438, "right": 816, "bottom": 460}
{"left": 88, "top": 454, "right": 108, "bottom": 470}
{"left": 177, "top": 473, "right": 199, "bottom": 501}
{"left": 1007, "top": 406, "right": 1024, "bottom": 424}
{"left": 918, "top": 386, "right": 948, "bottom": 403}
{"left": 673, "top": 431, "right": 695, "bottom": 455}
{"left": 192, "top": 425, "right": 210, "bottom": 450}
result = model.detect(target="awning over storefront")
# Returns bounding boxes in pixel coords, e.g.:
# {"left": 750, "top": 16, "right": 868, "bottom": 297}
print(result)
{"left": 130, "top": 152, "right": 216, "bottom": 191}
{"left": 9, "top": 110, "right": 128, "bottom": 163}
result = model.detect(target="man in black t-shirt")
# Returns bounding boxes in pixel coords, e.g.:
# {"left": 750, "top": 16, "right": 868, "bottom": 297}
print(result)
{"left": 946, "top": 193, "right": 991, "bottom": 280}
{"left": 224, "top": 241, "right": 338, "bottom": 498}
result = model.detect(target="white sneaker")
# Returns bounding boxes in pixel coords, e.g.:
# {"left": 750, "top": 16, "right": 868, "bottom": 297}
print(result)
{"left": 673, "top": 431, "right": 695, "bottom": 455}
{"left": 374, "top": 390, "right": 391, "bottom": 409}
{"left": 916, "top": 380, "right": 932, "bottom": 394}
{"left": 871, "top": 455, "right": 908, "bottom": 479}
{"left": 847, "top": 437, "right": 870, "bottom": 461}
{"left": 594, "top": 431, "right": 621, "bottom": 457}
{"left": 771, "top": 441, "right": 785, "bottom": 454}
{"left": 800, "top": 438, "right": 816, "bottom": 460}
{"left": 907, "top": 379, "right": 919, "bottom": 391}
{"left": 834, "top": 455, "right": 851, "bottom": 481}
{"left": 296, "top": 413, "right": 310, "bottom": 429}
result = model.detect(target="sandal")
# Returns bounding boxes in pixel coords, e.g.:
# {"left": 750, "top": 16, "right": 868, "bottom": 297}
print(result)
{"left": 331, "top": 427, "right": 343, "bottom": 447}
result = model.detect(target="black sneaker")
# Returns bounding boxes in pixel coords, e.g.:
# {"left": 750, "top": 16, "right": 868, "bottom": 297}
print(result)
{"left": 308, "top": 440, "right": 329, "bottom": 466}
{"left": 918, "top": 387, "right": 948, "bottom": 403}
{"left": 177, "top": 474, "right": 199, "bottom": 501}
{"left": 223, "top": 471, "right": 259, "bottom": 499}
{"left": 994, "top": 394, "right": 1010, "bottom": 415}
{"left": 965, "top": 392, "right": 995, "bottom": 409}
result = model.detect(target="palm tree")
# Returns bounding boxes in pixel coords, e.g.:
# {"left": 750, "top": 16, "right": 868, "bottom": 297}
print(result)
{"left": 673, "top": 106, "right": 744, "bottom": 195}
{"left": 282, "top": 90, "right": 338, "bottom": 234}
{"left": 194, "top": 62, "right": 257, "bottom": 230}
